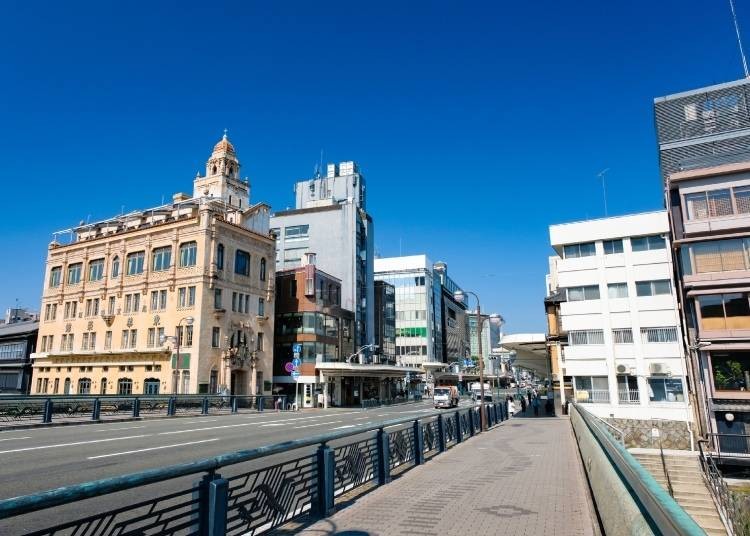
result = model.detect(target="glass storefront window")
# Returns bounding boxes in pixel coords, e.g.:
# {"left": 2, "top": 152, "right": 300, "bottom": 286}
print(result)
{"left": 712, "top": 352, "right": 750, "bottom": 391}
{"left": 648, "top": 378, "right": 684, "bottom": 402}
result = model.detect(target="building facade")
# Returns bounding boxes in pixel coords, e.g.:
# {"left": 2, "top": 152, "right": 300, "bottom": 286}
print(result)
{"left": 30, "top": 135, "right": 275, "bottom": 396}
{"left": 0, "top": 319, "right": 37, "bottom": 394}
{"left": 374, "top": 280, "right": 396, "bottom": 365}
{"left": 270, "top": 162, "right": 374, "bottom": 357}
{"left": 547, "top": 211, "right": 691, "bottom": 426}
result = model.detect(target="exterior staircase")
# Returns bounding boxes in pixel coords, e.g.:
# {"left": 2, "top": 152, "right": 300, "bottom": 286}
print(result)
{"left": 632, "top": 452, "right": 727, "bottom": 536}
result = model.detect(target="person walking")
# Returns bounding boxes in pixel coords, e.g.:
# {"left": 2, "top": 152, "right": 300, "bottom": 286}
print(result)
{"left": 507, "top": 395, "right": 516, "bottom": 418}
{"left": 520, "top": 396, "right": 527, "bottom": 413}
{"left": 527, "top": 390, "right": 532, "bottom": 406}
{"left": 532, "top": 395, "right": 540, "bottom": 417}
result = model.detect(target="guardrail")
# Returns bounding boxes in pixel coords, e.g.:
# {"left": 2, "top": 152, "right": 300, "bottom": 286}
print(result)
{"left": 360, "top": 394, "right": 423, "bottom": 409}
{"left": 0, "top": 402, "right": 508, "bottom": 535}
{"left": 570, "top": 403, "right": 704, "bottom": 536}
{"left": 698, "top": 439, "right": 737, "bottom": 535}
{"left": 0, "top": 394, "right": 287, "bottom": 428}
{"left": 707, "top": 432, "right": 750, "bottom": 459}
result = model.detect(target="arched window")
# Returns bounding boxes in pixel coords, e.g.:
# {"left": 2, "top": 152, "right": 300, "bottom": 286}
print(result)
{"left": 229, "top": 165, "right": 234, "bottom": 176}
{"left": 111, "top": 256, "right": 120, "bottom": 278}
{"left": 78, "top": 377, "right": 91, "bottom": 394}
{"left": 217, "top": 244, "right": 225, "bottom": 270}
{"left": 179, "top": 241, "right": 197, "bottom": 267}
{"left": 212, "top": 165, "right": 217, "bottom": 174}
{"left": 143, "top": 378, "right": 160, "bottom": 395}
{"left": 117, "top": 378, "right": 133, "bottom": 395}
{"left": 259, "top": 258, "right": 266, "bottom": 281}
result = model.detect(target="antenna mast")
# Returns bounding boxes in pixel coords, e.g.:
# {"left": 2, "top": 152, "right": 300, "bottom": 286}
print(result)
{"left": 730, "top": 0, "right": 750, "bottom": 78}
{"left": 597, "top": 168, "right": 609, "bottom": 217}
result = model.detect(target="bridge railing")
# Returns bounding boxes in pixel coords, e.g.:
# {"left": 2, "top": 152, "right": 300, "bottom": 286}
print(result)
{"left": 0, "top": 402, "right": 508, "bottom": 535}
{"left": 570, "top": 403, "right": 704, "bottom": 536}
{"left": 0, "top": 394, "right": 288, "bottom": 428}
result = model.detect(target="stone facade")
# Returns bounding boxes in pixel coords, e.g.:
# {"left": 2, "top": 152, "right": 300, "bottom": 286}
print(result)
{"left": 606, "top": 417, "right": 693, "bottom": 450}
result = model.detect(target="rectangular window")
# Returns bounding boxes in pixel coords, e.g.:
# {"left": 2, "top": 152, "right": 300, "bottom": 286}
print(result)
{"left": 734, "top": 186, "right": 750, "bottom": 214}
{"left": 612, "top": 328, "right": 634, "bottom": 344}
{"left": 121, "top": 330, "right": 129, "bottom": 349}
{"left": 691, "top": 239, "right": 747, "bottom": 274}
{"left": 244, "top": 294, "right": 250, "bottom": 314}
{"left": 566, "top": 285, "right": 600, "bottom": 302}
{"left": 648, "top": 378, "right": 684, "bottom": 402}
{"left": 257, "top": 332, "right": 264, "bottom": 351}
{"left": 67, "top": 263, "right": 82, "bottom": 284}
{"left": 126, "top": 251, "right": 145, "bottom": 275}
{"left": 214, "top": 288, "right": 222, "bottom": 309}
{"left": 88, "top": 258, "right": 104, "bottom": 281}
{"left": 568, "top": 330, "right": 605, "bottom": 345}
{"left": 188, "top": 286, "right": 196, "bottom": 306}
{"left": 698, "top": 293, "right": 750, "bottom": 331}
{"left": 708, "top": 189, "right": 733, "bottom": 217}
{"left": 685, "top": 191, "right": 708, "bottom": 220}
{"left": 212, "top": 327, "right": 220, "bottom": 348}
{"left": 635, "top": 279, "right": 672, "bottom": 297}
{"left": 563, "top": 242, "right": 596, "bottom": 259}
{"left": 603, "top": 239, "right": 624, "bottom": 254}
{"left": 574, "top": 376, "right": 610, "bottom": 403}
{"left": 258, "top": 297, "right": 265, "bottom": 317}
{"left": 284, "top": 224, "right": 310, "bottom": 240}
{"left": 104, "top": 331, "right": 112, "bottom": 350}
{"left": 147, "top": 327, "right": 155, "bottom": 348}
{"left": 108, "top": 296, "right": 116, "bottom": 315}
{"left": 152, "top": 246, "right": 171, "bottom": 271}
{"left": 231, "top": 292, "right": 237, "bottom": 312}
{"left": 234, "top": 250, "right": 250, "bottom": 276}
{"left": 130, "top": 329, "right": 137, "bottom": 348}
{"left": 178, "top": 287, "right": 187, "bottom": 307}
{"left": 49, "top": 266, "right": 62, "bottom": 287}
{"left": 607, "top": 282, "right": 628, "bottom": 299}
{"left": 184, "top": 325, "right": 193, "bottom": 347}
{"left": 159, "top": 289, "right": 167, "bottom": 310}
{"left": 641, "top": 327, "right": 678, "bottom": 343}
{"left": 711, "top": 351, "right": 750, "bottom": 391}
{"left": 151, "top": 291, "right": 159, "bottom": 311}
{"left": 631, "top": 234, "right": 666, "bottom": 252}
{"left": 179, "top": 242, "right": 197, "bottom": 267}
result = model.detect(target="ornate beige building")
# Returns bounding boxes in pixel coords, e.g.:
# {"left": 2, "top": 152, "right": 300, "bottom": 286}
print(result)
{"left": 30, "top": 134, "right": 275, "bottom": 396}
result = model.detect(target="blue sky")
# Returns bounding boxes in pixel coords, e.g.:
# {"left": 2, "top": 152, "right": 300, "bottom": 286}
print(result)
{"left": 0, "top": 0, "right": 747, "bottom": 332}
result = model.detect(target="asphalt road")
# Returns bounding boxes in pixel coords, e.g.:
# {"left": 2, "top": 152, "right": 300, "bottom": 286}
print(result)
{"left": 0, "top": 399, "right": 469, "bottom": 500}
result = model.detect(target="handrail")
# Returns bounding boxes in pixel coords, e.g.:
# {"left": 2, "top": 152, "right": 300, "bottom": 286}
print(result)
{"left": 571, "top": 403, "right": 704, "bottom": 536}
{"left": 0, "top": 405, "right": 464, "bottom": 519}
{"left": 655, "top": 420, "right": 675, "bottom": 498}
{"left": 697, "top": 439, "right": 736, "bottom": 535}
{"left": 585, "top": 410, "right": 625, "bottom": 445}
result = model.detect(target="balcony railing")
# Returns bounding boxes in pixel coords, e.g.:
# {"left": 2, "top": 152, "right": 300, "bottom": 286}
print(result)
{"left": 574, "top": 389, "right": 610, "bottom": 404}
{"left": 618, "top": 390, "right": 640, "bottom": 404}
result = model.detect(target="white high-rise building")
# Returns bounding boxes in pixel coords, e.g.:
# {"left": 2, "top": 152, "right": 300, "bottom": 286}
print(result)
{"left": 547, "top": 211, "right": 691, "bottom": 422}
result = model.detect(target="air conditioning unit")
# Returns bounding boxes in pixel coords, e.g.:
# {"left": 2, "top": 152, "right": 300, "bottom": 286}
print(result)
{"left": 649, "top": 362, "right": 669, "bottom": 375}
{"left": 616, "top": 364, "right": 629, "bottom": 375}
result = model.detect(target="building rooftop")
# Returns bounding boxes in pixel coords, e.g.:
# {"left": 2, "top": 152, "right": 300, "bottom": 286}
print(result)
{"left": 549, "top": 210, "right": 668, "bottom": 247}
{"left": 0, "top": 320, "right": 39, "bottom": 338}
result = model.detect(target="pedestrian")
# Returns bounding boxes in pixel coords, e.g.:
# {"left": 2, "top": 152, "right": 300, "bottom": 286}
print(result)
{"left": 520, "top": 396, "right": 527, "bottom": 413}
{"left": 532, "top": 395, "right": 540, "bottom": 417}
{"left": 507, "top": 395, "right": 515, "bottom": 418}
{"left": 527, "top": 390, "right": 532, "bottom": 405}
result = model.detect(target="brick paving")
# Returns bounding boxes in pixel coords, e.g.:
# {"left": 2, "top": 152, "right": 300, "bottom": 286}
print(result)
{"left": 298, "top": 416, "right": 598, "bottom": 536}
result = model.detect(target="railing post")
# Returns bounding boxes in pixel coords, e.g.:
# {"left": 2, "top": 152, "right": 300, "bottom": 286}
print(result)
{"left": 315, "top": 443, "right": 335, "bottom": 517}
{"left": 42, "top": 398, "right": 53, "bottom": 423}
{"left": 92, "top": 398, "right": 101, "bottom": 421}
{"left": 202, "top": 396, "right": 209, "bottom": 415}
{"left": 413, "top": 420, "right": 425, "bottom": 465}
{"left": 377, "top": 428, "right": 391, "bottom": 484}
{"left": 133, "top": 397, "right": 141, "bottom": 418}
{"left": 258, "top": 396, "right": 264, "bottom": 412}
{"left": 207, "top": 474, "right": 228, "bottom": 536}
{"left": 437, "top": 414, "right": 447, "bottom": 452}
{"left": 469, "top": 409, "right": 476, "bottom": 436}
{"left": 167, "top": 397, "right": 176, "bottom": 416}
{"left": 455, "top": 411, "right": 463, "bottom": 443}
{"left": 231, "top": 396, "right": 238, "bottom": 413}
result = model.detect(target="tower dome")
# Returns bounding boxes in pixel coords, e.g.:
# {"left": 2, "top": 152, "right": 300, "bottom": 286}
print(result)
{"left": 212, "top": 132, "right": 235, "bottom": 156}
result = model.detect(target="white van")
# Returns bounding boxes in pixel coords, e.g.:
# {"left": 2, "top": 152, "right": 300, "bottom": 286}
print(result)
{"left": 433, "top": 386, "right": 459, "bottom": 408}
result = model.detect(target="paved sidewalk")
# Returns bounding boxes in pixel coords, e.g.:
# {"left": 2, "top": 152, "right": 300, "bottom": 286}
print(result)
{"left": 299, "top": 417, "right": 598, "bottom": 536}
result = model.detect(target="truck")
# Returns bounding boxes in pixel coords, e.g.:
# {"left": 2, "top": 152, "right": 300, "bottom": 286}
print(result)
{"left": 433, "top": 385, "right": 459, "bottom": 409}
{"left": 469, "top": 382, "right": 493, "bottom": 404}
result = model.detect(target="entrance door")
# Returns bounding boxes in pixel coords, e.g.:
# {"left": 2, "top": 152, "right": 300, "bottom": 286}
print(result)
{"left": 304, "top": 384, "right": 313, "bottom": 408}
{"left": 63, "top": 378, "right": 71, "bottom": 395}
{"left": 231, "top": 371, "right": 246, "bottom": 395}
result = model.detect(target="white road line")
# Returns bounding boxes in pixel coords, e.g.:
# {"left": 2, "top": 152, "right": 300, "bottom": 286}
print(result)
{"left": 0, "top": 434, "right": 149, "bottom": 455}
{"left": 331, "top": 425, "right": 356, "bottom": 430}
{"left": 178, "top": 419, "right": 218, "bottom": 424}
{"left": 0, "top": 436, "right": 32, "bottom": 442}
{"left": 260, "top": 423, "right": 285, "bottom": 427}
{"left": 95, "top": 426, "right": 146, "bottom": 432}
{"left": 295, "top": 420, "right": 342, "bottom": 429}
{"left": 87, "top": 438, "right": 220, "bottom": 460}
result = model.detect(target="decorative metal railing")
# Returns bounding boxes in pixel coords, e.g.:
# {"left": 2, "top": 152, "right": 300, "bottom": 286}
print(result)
{"left": 0, "top": 394, "right": 287, "bottom": 428}
{"left": 698, "top": 439, "right": 737, "bottom": 535}
{"left": 0, "top": 403, "right": 508, "bottom": 535}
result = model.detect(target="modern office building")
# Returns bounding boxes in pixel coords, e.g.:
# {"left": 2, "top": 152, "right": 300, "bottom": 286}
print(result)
{"left": 547, "top": 211, "right": 691, "bottom": 432}
{"left": 270, "top": 162, "right": 374, "bottom": 358}
{"left": 656, "top": 78, "right": 750, "bottom": 445}
{"left": 0, "top": 316, "right": 37, "bottom": 394}
{"left": 30, "top": 134, "right": 276, "bottom": 396}
{"left": 433, "top": 261, "right": 465, "bottom": 364}
{"left": 374, "top": 280, "right": 396, "bottom": 365}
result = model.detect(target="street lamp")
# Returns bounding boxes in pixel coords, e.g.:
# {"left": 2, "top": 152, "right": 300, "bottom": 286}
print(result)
{"left": 454, "top": 289, "right": 487, "bottom": 431}
{"left": 347, "top": 344, "right": 379, "bottom": 363}
{"left": 161, "top": 316, "right": 194, "bottom": 394}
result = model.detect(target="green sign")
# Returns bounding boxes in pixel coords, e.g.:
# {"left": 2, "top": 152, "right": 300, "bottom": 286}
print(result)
{"left": 171, "top": 353, "right": 191, "bottom": 369}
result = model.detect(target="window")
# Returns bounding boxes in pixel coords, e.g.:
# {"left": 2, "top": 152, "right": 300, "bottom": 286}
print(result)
{"left": 179, "top": 241, "right": 197, "bottom": 267}
{"left": 635, "top": 279, "right": 671, "bottom": 297}
{"left": 257, "top": 332, "right": 264, "bottom": 351}
{"left": 566, "top": 285, "right": 600, "bottom": 301}
{"left": 284, "top": 225, "right": 309, "bottom": 240}
{"left": 147, "top": 328, "right": 156, "bottom": 348}
{"left": 603, "top": 239, "right": 624, "bottom": 254}
{"left": 688, "top": 239, "right": 748, "bottom": 274}
{"left": 178, "top": 286, "right": 196, "bottom": 307}
{"left": 78, "top": 378, "right": 92, "bottom": 395}
{"left": 648, "top": 378, "right": 684, "bottom": 402}
{"left": 179, "top": 325, "right": 193, "bottom": 347}
{"left": 612, "top": 328, "right": 634, "bottom": 344}
{"left": 231, "top": 292, "right": 237, "bottom": 312}
{"left": 607, "top": 283, "right": 628, "bottom": 299}
{"left": 260, "top": 258, "right": 266, "bottom": 281}
{"left": 60, "top": 334, "right": 74, "bottom": 351}
{"left": 188, "top": 286, "right": 196, "bottom": 306}
{"left": 641, "top": 327, "right": 678, "bottom": 343}
{"left": 686, "top": 189, "right": 734, "bottom": 220}
{"left": 81, "top": 332, "right": 96, "bottom": 350}
{"left": 212, "top": 327, "right": 221, "bottom": 348}
{"left": 234, "top": 250, "right": 250, "bottom": 276}
{"left": 124, "top": 293, "right": 140, "bottom": 313}
{"left": 117, "top": 378, "right": 133, "bottom": 395}
{"left": 698, "top": 293, "right": 750, "bottom": 331}
{"left": 244, "top": 294, "right": 250, "bottom": 314}
{"left": 143, "top": 378, "right": 160, "bottom": 395}
{"left": 216, "top": 244, "right": 224, "bottom": 270}
{"left": 568, "top": 330, "right": 605, "bottom": 345}
{"left": 108, "top": 296, "right": 116, "bottom": 315}
{"left": 735, "top": 186, "right": 750, "bottom": 214}
{"left": 126, "top": 251, "right": 145, "bottom": 275}
{"left": 563, "top": 242, "right": 596, "bottom": 258}
{"left": 104, "top": 331, "right": 112, "bottom": 350}
{"left": 88, "top": 259, "right": 104, "bottom": 281}
{"left": 258, "top": 297, "right": 265, "bottom": 317}
{"left": 85, "top": 298, "right": 100, "bottom": 317}
{"left": 44, "top": 303, "right": 57, "bottom": 321}
{"left": 67, "top": 263, "right": 82, "bottom": 284}
{"left": 214, "top": 288, "right": 222, "bottom": 309}
{"left": 0, "top": 341, "right": 25, "bottom": 359}
{"left": 111, "top": 256, "right": 120, "bottom": 278}
{"left": 709, "top": 189, "right": 733, "bottom": 217}
{"left": 573, "top": 376, "right": 610, "bottom": 403}
{"left": 121, "top": 329, "right": 137, "bottom": 349}
{"left": 631, "top": 235, "right": 666, "bottom": 252}
{"left": 49, "top": 266, "right": 62, "bottom": 287}
{"left": 711, "top": 351, "right": 750, "bottom": 391}
{"left": 152, "top": 246, "right": 171, "bottom": 271}
{"left": 63, "top": 301, "right": 77, "bottom": 319}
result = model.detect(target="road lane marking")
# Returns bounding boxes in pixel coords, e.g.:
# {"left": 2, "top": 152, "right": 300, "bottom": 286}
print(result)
{"left": 295, "top": 420, "right": 342, "bottom": 429}
{"left": 159, "top": 414, "right": 353, "bottom": 435}
{"left": 0, "top": 434, "right": 149, "bottom": 455}
{"left": 179, "top": 419, "right": 218, "bottom": 424}
{"left": 95, "top": 426, "right": 146, "bottom": 432}
{"left": 0, "top": 436, "right": 32, "bottom": 442}
{"left": 87, "top": 438, "right": 220, "bottom": 459}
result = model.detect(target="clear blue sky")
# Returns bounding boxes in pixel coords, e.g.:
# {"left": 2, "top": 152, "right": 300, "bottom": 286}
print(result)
{"left": 0, "top": 0, "right": 747, "bottom": 332}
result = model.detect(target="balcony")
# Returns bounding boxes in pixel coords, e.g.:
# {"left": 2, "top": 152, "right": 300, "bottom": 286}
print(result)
{"left": 574, "top": 389, "right": 610, "bottom": 404}
{"left": 618, "top": 389, "right": 640, "bottom": 405}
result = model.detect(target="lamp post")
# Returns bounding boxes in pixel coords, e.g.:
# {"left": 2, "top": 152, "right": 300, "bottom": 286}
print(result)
{"left": 161, "top": 316, "right": 194, "bottom": 394}
{"left": 454, "top": 289, "right": 487, "bottom": 431}
{"left": 347, "top": 344, "right": 379, "bottom": 363}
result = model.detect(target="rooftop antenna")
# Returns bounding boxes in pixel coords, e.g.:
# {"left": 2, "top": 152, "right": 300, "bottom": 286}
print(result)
{"left": 730, "top": 0, "right": 750, "bottom": 78}
{"left": 597, "top": 168, "right": 609, "bottom": 217}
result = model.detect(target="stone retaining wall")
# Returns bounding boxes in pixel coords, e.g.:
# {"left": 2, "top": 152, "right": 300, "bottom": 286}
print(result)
{"left": 605, "top": 417, "right": 692, "bottom": 450}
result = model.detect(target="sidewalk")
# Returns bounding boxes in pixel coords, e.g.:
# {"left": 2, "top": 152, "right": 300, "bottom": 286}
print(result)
{"left": 298, "top": 416, "right": 598, "bottom": 536}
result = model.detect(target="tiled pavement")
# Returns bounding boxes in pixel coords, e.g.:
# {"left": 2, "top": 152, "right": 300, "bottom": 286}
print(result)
{"left": 298, "top": 416, "right": 598, "bottom": 536}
